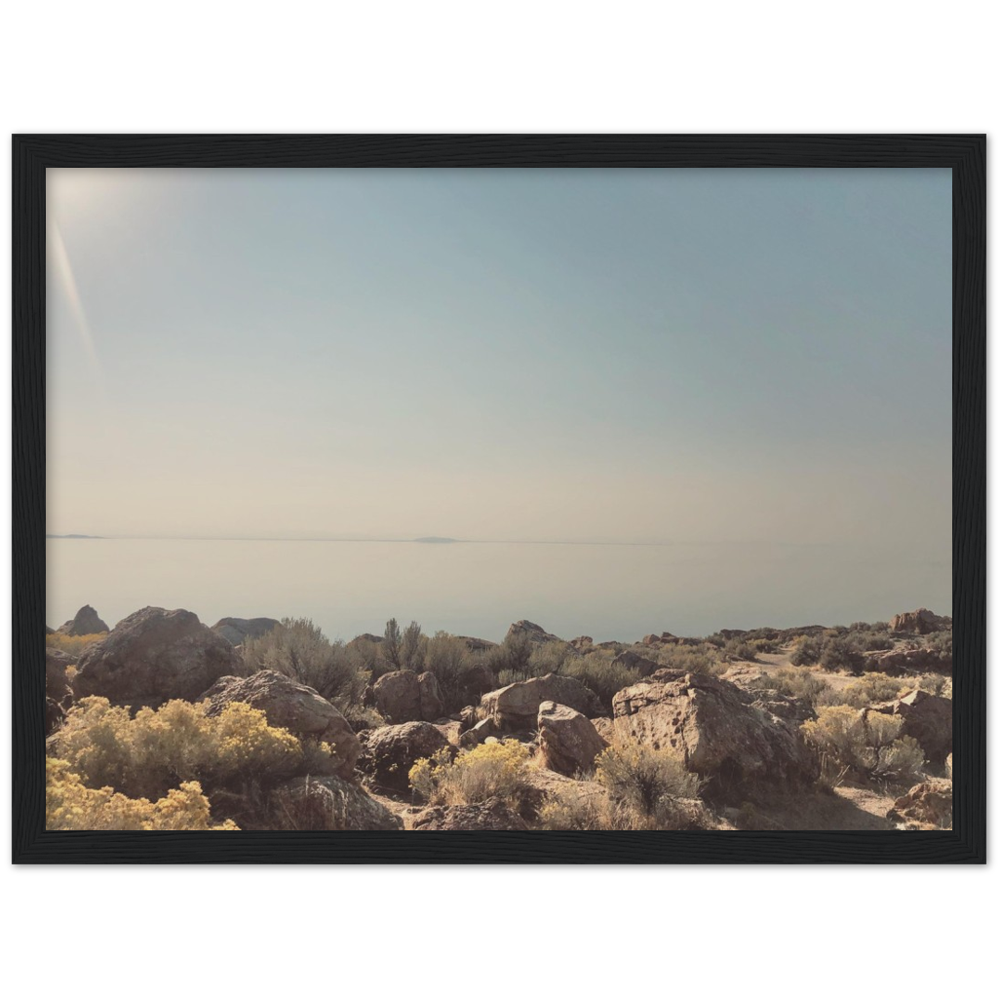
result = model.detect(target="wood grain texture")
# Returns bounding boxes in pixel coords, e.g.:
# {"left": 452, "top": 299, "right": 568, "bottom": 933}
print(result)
{"left": 12, "top": 134, "right": 986, "bottom": 864}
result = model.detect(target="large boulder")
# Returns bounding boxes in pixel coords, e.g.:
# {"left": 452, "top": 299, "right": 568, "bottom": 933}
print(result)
{"left": 269, "top": 775, "right": 402, "bottom": 830}
{"left": 372, "top": 670, "right": 445, "bottom": 723}
{"left": 870, "top": 689, "right": 952, "bottom": 764}
{"left": 211, "top": 617, "right": 281, "bottom": 646}
{"left": 56, "top": 604, "right": 109, "bottom": 636}
{"left": 202, "top": 670, "right": 360, "bottom": 779}
{"left": 537, "top": 701, "right": 608, "bottom": 776}
{"left": 358, "top": 722, "right": 453, "bottom": 792}
{"left": 481, "top": 673, "right": 603, "bottom": 730}
{"left": 862, "top": 646, "right": 951, "bottom": 676}
{"left": 889, "top": 608, "right": 951, "bottom": 635}
{"left": 612, "top": 648, "right": 661, "bottom": 677}
{"left": 887, "top": 777, "right": 953, "bottom": 830}
{"left": 505, "top": 620, "right": 562, "bottom": 645}
{"left": 72, "top": 607, "right": 240, "bottom": 708}
{"left": 611, "top": 670, "right": 819, "bottom": 798}
{"left": 410, "top": 798, "right": 528, "bottom": 831}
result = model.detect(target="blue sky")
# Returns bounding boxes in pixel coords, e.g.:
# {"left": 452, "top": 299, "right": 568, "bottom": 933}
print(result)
{"left": 47, "top": 167, "right": 951, "bottom": 553}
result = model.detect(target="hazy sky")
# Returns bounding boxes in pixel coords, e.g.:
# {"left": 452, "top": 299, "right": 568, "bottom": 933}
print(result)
{"left": 47, "top": 167, "right": 951, "bottom": 554}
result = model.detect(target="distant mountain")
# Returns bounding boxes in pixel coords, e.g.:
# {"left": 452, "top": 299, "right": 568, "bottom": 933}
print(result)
{"left": 413, "top": 536, "right": 460, "bottom": 544}
{"left": 47, "top": 534, "right": 104, "bottom": 539}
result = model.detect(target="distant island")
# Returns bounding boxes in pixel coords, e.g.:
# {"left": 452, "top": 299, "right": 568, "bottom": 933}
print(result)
{"left": 46, "top": 534, "right": 103, "bottom": 539}
{"left": 413, "top": 537, "right": 460, "bottom": 544}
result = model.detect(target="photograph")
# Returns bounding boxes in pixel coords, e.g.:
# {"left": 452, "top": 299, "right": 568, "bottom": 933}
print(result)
{"left": 38, "top": 158, "right": 959, "bottom": 838}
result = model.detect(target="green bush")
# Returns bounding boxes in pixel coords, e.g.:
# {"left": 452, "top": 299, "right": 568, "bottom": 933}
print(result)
{"left": 46, "top": 757, "right": 238, "bottom": 830}
{"left": 750, "top": 666, "right": 829, "bottom": 706}
{"left": 484, "top": 633, "right": 533, "bottom": 677}
{"left": 561, "top": 650, "right": 642, "bottom": 708}
{"left": 790, "top": 637, "right": 823, "bottom": 666}
{"left": 722, "top": 639, "right": 757, "bottom": 663}
{"left": 240, "top": 617, "right": 366, "bottom": 712}
{"left": 800, "top": 706, "right": 925, "bottom": 785}
{"left": 423, "top": 632, "right": 496, "bottom": 712}
{"left": 817, "top": 672, "right": 906, "bottom": 708}
{"left": 49, "top": 696, "right": 333, "bottom": 801}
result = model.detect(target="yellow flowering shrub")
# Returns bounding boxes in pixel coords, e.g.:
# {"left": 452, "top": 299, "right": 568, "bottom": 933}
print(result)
{"left": 50, "top": 696, "right": 327, "bottom": 801}
{"left": 46, "top": 757, "right": 238, "bottom": 830}
{"left": 410, "top": 739, "right": 531, "bottom": 806}
{"left": 45, "top": 632, "right": 107, "bottom": 657}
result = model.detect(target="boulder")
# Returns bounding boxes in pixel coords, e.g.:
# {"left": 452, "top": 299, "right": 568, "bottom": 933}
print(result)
{"left": 612, "top": 648, "right": 661, "bottom": 677}
{"left": 410, "top": 798, "right": 528, "bottom": 831}
{"left": 505, "top": 620, "right": 562, "bottom": 645}
{"left": 270, "top": 775, "right": 402, "bottom": 830}
{"left": 481, "top": 673, "right": 604, "bottom": 730}
{"left": 358, "top": 722, "right": 453, "bottom": 792}
{"left": 372, "top": 669, "right": 446, "bottom": 723}
{"left": 56, "top": 604, "right": 109, "bottom": 636}
{"left": 889, "top": 608, "right": 952, "bottom": 635}
{"left": 72, "top": 607, "right": 241, "bottom": 708}
{"left": 611, "top": 670, "right": 819, "bottom": 797}
{"left": 458, "top": 716, "right": 501, "bottom": 749}
{"left": 211, "top": 616, "right": 281, "bottom": 646}
{"left": 862, "top": 646, "right": 951, "bottom": 676}
{"left": 887, "top": 777, "right": 953, "bottom": 830}
{"left": 870, "top": 689, "right": 952, "bottom": 764}
{"left": 202, "top": 670, "right": 360, "bottom": 779}
{"left": 349, "top": 633, "right": 384, "bottom": 646}
{"left": 537, "top": 701, "right": 608, "bottom": 776}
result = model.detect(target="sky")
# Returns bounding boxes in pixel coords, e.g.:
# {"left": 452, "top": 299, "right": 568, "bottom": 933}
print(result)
{"left": 47, "top": 167, "right": 951, "bottom": 555}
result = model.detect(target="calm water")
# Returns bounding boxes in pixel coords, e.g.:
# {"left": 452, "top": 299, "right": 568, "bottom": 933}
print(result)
{"left": 46, "top": 538, "right": 951, "bottom": 643}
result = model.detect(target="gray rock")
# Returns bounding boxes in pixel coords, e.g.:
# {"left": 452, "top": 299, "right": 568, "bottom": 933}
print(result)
{"left": 481, "top": 673, "right": 603, "bottom": 730}
{"left": 73, "top": 606, "right": 240, "bottom": 709}
{"left": 211, "top": 617, "right": 281, "bottom": 645}
{"left": 270, "top": 775, "right": 402, "bottom": 830}
{"left": 358, "top": 721, "right": 453, "bottom": 792}
{"left": 56, "top": 605, "right": 109, "bottom": 636}
{"left": 537, "top": 701, "right": 608, "bottom": 776}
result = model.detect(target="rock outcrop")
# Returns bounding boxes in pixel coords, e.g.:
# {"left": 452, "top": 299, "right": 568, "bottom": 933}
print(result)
{"left": 869, "top": 689, "right": 952, "bottom": 764}
{"left": 536, "top": 701, "right": 608, "bottom": 776}
{"left": 57, "top": 605, "right": 109, "bottom": 636}
{"left": 211, "top": 617, "right": 281, "bottom": 646}
{"left": 270, "top": 775, "right": 402, "bottom": 830}
{"left": 372, "top": 670, "right": 445, "bottom": 723}
{"left": 889, "top": 608, "right": 952, "bottom": 635}
{"left": 887, "top": 777, "right": 953, "bottom": 830}
{"left": 203, "top": 670, "right": 360, "bottom": 779}
{"left": 72, "top": 607, "right": 241, "bottom": 708}
{"left": 358, "top": 722, "right": 453, "bottom": 792}
{"left": 611, "top": 670, "right": 819, "bottom": 797}
{"left": 481, "top": 673, "right": 603, "bottom": 730}
{"left": 505, "top": 620, "right": 562, "bottom": 645}
{"left": 862, "top": 646, "right": 951, "bottom": 676}
{"left": 612, "top": 648, "right": 661, "bottom": 676}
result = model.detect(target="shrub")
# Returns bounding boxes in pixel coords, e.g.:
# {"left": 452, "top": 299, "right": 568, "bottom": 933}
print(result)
{"left": 751, "top": 666, "right": 829, "bottom": 706}
{"left": 409, "top": 739, "right": 531, "bottom": 806}
{"left": 45, "top": 632, "right": 107, "bottom": 657}
{"left": 722, "top": 639, "right": 757, "bottom": 663}
{"left": 240, "top": 618, "right": 366, "bottom": 712}
{"left": 382, "top": 618, "right": 403, "bottom": 670}
{"left": 926, "top": 630, "right": 952, "bottom": 656}
{"left": 400, "top": 620, "right": 426, "bottom": 672}
{"left": 594, "top": 741, "right": 701, "bottom": 828}
{"left": 654, "top": 643, "right": 722, "bottom": 675}
{"left": 818, "top": 672, "right": 906, "bottom": 709}
{"left": 46, "top": 757, "right": 238, "bottom": 830}
{"left": 49, "top": 696, "right": 332, "bottom": 801}
{"left": 818, "top": 638, "right": 865, "bottom": 673}
{"left": 484, "top": 633, "right": 533, "bottom": 677}
{"left": 561, "top": 651, "right": 641, "bottom": 709}
{"left": 790, "top": 637, "right": 823, "bottom": 666}
{"left": 800, "top": 706, "right": 925, "bottom": 785}
{"left": 423, "top": 633, "right": 495, "bottom": 712}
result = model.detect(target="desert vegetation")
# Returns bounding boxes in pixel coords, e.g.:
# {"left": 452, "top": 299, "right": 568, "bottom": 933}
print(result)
{"left": 43, "top": 605, "right": 954, "bottom": 832}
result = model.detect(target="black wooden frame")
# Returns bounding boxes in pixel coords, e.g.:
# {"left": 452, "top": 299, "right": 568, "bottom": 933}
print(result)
{"left": 12, "top": 134, "right": 986, "bottom": 863}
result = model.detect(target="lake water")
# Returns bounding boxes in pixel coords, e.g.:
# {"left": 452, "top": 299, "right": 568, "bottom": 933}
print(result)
{"left": 46, "top": 538, "right": 951, "bottom": 643}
